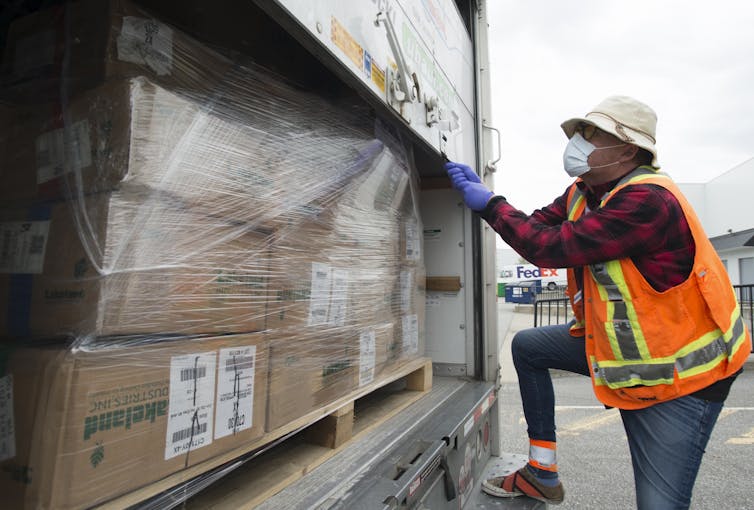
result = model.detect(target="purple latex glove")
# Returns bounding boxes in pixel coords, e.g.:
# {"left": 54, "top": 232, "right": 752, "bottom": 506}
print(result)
{"left": 444, "top": 161, "right": 494, "bottom": 211}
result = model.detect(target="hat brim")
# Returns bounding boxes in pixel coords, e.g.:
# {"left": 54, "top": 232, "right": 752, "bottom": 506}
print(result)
{"left": 561, "top": 114, "right": 659, "bottom": 168}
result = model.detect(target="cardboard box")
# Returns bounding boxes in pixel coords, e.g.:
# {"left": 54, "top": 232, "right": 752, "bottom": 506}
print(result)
{"left": 0, "top": 0, "right": 232, "bottom": 103}
{"left": 266, "top": 252, "right": 397, "bottom": 334}
{"left": 265, "top": 318, "right": 422, "bottom": 433}
{"left": 357, "top": 321, "right": 401, "bottom": 388}
{"left": 392, "top": 266, "right": 427, "bottom": 361}
{"left": 0, "top": 343, "right": 60, "bottom": 510}
{"left": 266, "top": 199, "right": 404, "bottom": 334}
{"left": 266, "top": 330, "right": 358, "bottom": 431}
{"left": 0, "top": 72, "right": 373, "bottom": 227}
{"left": 0, "top": 333, "right": 268, "bottom": 510}
{"left": 1, "top": 77, "right": 283, "bottom": 214}
{"left": 1, "top": 80, "right": 132, "bottom": 203}
{"left": 0, "top": 196, "right": 271, "bottom": 338}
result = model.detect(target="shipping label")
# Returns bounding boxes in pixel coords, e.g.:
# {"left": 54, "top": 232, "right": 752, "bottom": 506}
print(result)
{"left": 404, "top": 219, "right": 420, "bottom": 260}
{"left": 359, "top": 329, "right": 377, "bottom": 387}
{"left": 400, "top": 269, "right": 413, "bottom": 313}
{"left": 308, "top": 262, "right": 332, "bottom": 326}
{"left": 214, "top": 346, "right": 256, "bottom": 439}
{"left": 165, "top": 351, "right": 216, "bottom": 460}
{"left": 35, "top": 120, "right": 92, "bottom": 184}
{"left": 329, "top": 268, "right": 349, "bottom": 326}
{"left": 117, "top": 17, "right": 174, "bottom": 76}
{"left": 0, "top": 375, "right": 15, "bottom": 462}
{"left": 0, "top": 220, "right": 50, "bottom": 274}
{"left": 402, "top": 314, "right": 419, "bottom": 355}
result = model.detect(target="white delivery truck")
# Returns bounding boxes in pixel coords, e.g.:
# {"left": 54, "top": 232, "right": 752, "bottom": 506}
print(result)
{"left": 499, "top": 264, "right": 567, "bottom": 291}
{"left": 0, "top": 1, "right": 540, "bottom": 509}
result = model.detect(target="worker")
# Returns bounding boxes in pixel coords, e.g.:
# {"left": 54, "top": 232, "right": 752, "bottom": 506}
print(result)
{"left": 446, "top": 95, "right": 751, "bottom": 508}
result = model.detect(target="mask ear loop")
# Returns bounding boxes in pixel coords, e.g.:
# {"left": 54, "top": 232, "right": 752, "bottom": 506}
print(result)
{"left": 590, "top": 142, "right": 637, "bottom": 169}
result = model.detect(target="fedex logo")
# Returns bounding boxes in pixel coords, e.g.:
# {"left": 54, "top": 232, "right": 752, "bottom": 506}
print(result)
{"left": 516, "top": 266, "right": 559, "bottom": 279}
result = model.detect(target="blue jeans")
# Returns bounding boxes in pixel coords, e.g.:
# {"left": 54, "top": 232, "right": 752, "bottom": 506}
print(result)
{"left": 511, "top": 323, "right": 724, "bottom": 510}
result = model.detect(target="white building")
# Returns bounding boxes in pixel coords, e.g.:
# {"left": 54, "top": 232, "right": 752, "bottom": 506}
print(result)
{"left": 678, "top": 157, "right": 754, "bottom": 285}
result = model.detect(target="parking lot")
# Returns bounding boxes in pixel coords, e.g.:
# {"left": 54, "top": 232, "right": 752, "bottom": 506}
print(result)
{"left": 496, "top": 301, "right": 754, "bottom": 509}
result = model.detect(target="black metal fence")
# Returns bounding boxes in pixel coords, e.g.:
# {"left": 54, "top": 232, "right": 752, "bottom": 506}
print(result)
{"left": 734, "top": 284, "right": 753, "bottom": 351}
{"left": 533, "top": 297, "right": 570, "bottom": 327}
{"left": 533, "top": 286, "right": 569, "bottom": 328}
{"left": 534, "top": 283, "right": 754, "bottom": 352}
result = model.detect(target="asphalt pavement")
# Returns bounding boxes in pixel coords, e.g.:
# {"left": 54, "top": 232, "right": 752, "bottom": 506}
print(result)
{"left": 494, "top": 300, "right": 754, "bottom": 510}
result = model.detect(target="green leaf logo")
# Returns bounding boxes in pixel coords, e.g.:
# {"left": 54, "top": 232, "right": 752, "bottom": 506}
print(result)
{"left": 90, "top": 442, "right": 105, "bottom": 468}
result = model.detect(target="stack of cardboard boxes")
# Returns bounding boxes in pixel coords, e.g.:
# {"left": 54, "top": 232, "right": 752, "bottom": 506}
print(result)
{"left": 2, "top": 333, "right": 269, "bottom": 509}
{"left": 0, "top": 1, "right": 426, "bottom": 508}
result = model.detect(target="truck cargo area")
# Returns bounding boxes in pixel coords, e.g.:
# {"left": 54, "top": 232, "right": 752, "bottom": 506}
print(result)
{"left": 0, "top": 1, "right": 519, "bottom": 508}
{"left": 175, "top": 375, "right": 542, "bottom": 510}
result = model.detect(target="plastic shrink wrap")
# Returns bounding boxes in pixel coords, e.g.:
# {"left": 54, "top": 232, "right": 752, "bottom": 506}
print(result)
{"left": 0, "top": 1, "right": 426, "bottom": 508}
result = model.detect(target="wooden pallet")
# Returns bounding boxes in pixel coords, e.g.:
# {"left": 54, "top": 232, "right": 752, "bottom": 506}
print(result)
{"left": 95, "top": 357, "right": 433, "bottom": 509}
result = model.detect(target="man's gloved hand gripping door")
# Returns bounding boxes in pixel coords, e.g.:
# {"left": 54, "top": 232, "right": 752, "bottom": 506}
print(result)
{"left": 444, "top": 161, "right": 494, "bottom": 211}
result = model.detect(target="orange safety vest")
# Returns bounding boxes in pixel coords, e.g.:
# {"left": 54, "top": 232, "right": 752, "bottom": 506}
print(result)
{"left": 565, "top": 166, "right": 751, "bottom": 409}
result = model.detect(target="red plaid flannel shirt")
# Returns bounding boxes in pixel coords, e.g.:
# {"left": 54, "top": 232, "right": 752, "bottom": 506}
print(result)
{"left": 480, "top": 173, "right": 695, "bottom": 292}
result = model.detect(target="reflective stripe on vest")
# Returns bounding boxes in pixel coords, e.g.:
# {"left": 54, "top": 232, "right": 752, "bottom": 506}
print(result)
{"left": 587, "top": 168, "right": 749, "bottom": 389}
{"left": 567, "top": 187, "right": 585, "bottom": 221}
{"left": 566, "top": 184, "right": 587, "bottom": 335}
{"left": 593, "top": 312, "right": 747, "bottom": 388}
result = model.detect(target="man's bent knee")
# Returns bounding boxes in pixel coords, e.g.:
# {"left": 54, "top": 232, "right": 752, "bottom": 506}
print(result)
{"left": 511, "top": 327, "right": 540, "bottom": 361}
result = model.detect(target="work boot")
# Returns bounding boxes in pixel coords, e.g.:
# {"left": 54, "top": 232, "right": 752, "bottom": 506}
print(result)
{"left": 481, "top": 466, "right": 565, "bottom": 505}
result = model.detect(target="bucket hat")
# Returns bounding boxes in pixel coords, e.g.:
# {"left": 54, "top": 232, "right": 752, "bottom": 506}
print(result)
{"left": 561, "top": 95, "right": 659, "bottom": 168}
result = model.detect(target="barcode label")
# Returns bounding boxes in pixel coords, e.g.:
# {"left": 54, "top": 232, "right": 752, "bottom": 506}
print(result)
{"left": 215, "top": 346, "right": 256, "bottom": 439}
{"left": 165, "top": 352, "right": 216, "bottom": 460}
{"left": 35, "top": 121, "right": 92, "bottom": 185}
{"left": 180, "top": 365, "right": 207, "bottom": 382}
{"left": 28, "top": 235, "right": 45, "bottom": 255}
{"left": 0, "top": 221, "right": 50, "bottom": 274}
{"left": 171, "top": 421, "right": 207, "bottom": 444}
{"left": 117, "top": 17, "right": 174, "bottom": 76}
{"left": 0, "top": 376, "right": 16, "bottom": 462}
{"left": 225, "top": 356, "right": 254, "bottom": 372}
{"left": 402, "top": 314, "right": 419, "bottom": 355}
{"left": 405, "top": 220, "right": 421, "bottom": 260}
{"left": 308, "top": 262, "right": 332, "bottom": 326}
{"left": 359, "top": 330, "right": 376, "bottom": 387}
{"left": 400, "top": 270, "right": 413, "bottom": 313}
{"left": 329, "top": 269, "right": 349, "bottom": 326}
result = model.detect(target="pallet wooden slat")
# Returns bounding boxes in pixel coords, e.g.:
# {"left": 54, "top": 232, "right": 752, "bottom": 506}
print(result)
{"left": 94, "top": 357, "right": 433, "bottom": 510}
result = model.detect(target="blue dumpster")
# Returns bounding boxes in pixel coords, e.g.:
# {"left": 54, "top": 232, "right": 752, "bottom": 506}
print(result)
{"left": 504, "top": 280, "right": 542, "bottom": 304}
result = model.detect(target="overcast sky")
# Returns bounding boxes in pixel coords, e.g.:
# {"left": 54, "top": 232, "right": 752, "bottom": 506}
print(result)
{"left": 485, "top": 1, "right": 754, "bottom": 217}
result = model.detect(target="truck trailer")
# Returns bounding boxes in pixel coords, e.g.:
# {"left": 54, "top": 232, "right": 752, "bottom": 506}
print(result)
{"left": 0, "top": 1, "right": 540, "bottom": 508}
{"left": 499, "top": 264, "right": 567, "bottom": 291}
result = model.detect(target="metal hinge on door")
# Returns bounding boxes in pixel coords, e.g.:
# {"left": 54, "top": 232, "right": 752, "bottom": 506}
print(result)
{"left": 375, "top": 9, "right": 418, "bottom": 122}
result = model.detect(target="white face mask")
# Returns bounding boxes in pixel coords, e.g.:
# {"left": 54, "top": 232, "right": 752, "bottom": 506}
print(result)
{"left": 562, "top": 132, "right": 626, "bottom": 177}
